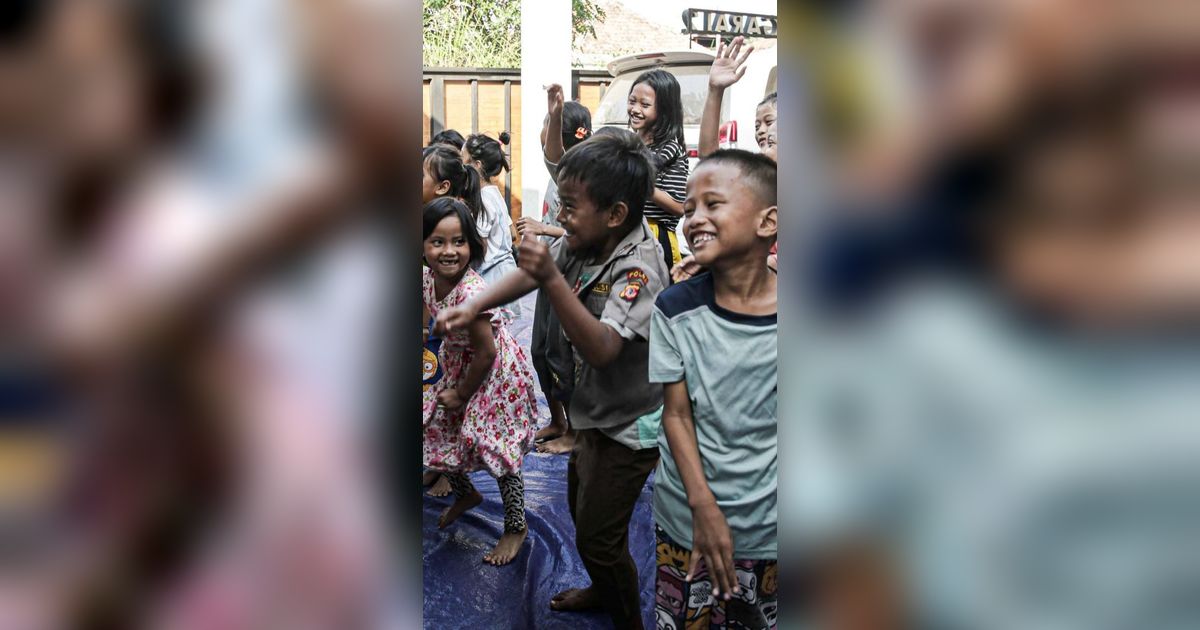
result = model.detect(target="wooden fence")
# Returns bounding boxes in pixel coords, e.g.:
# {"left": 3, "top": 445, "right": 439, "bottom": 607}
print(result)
{"left": 423, "top": 68, "right": 614, "bottom": 220}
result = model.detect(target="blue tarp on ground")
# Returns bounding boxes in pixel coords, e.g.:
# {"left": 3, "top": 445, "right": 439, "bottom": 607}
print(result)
{"left": 422, "top": 292, "right": 658, "bottom": 629}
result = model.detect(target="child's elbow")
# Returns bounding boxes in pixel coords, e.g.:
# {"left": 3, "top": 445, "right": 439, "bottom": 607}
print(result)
{"left": 477, "top": 346, "right": 498, "bottom": 366}
{"left": 586, "top": 345, "right": 622, "bottom": 369}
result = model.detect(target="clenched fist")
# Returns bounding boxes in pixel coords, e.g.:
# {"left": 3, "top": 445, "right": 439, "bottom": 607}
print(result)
{"left": 517, "top": 237, "right": 558, "bottom": 284}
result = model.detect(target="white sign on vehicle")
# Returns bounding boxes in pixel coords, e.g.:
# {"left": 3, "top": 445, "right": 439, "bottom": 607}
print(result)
{"left": 681, "top": 9, "right": 778, "bottom": 38}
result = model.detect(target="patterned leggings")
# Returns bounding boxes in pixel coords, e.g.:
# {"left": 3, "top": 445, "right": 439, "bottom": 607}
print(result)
{"left": 444, "top": 471, "right": 527, "bottom": 533}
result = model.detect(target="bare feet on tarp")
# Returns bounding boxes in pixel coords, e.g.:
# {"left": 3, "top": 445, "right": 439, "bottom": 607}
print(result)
{"left": 483, "top": 529, "right": 527, "bottom": 566}
{"left": 437, "top": 489, "right": 482, "bottom": 528}
{"left": 549, "top": 586, "right": 602, "bottom": 611}
{"left": 536, "top": 430, "right": 575, "bottom": 454}
{"left": 427, "top": 475, "right": 452, "bottom": 497}
{"left": 534, "top": 424, "right": 564, "bottom": 443}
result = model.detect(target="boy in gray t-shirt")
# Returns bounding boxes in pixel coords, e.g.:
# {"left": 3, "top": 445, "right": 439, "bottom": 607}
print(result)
{"left": 648, "top": 151, "right": 778, "bottom": 629}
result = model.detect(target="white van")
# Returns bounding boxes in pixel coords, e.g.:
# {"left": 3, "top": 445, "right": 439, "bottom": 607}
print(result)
{"left": 594, "top": 46, "right": 778, "bottom": 172}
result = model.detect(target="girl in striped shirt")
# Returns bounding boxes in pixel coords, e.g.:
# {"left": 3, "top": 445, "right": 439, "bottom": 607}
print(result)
{"left": 628, "top": 69, "right": 690, "bottom": 280}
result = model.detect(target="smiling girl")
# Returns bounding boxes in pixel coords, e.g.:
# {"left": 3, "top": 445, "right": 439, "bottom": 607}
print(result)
{"left": 422, "top": 197, "right": 537, "bottom": 566}
{"left": 628, "top": 69, "right": 690, "bottom": 279}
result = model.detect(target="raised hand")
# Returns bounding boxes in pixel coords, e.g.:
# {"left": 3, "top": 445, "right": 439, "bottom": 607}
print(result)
{"left": 515, "top": 216, "right": 543, "bottom": 237}
{"left": 546, "top": 83, "right": 565, "bottom": 119}
{"left": 672, "top": 255, "right": 703, "bottom": 283}
{"left": 709, "top": 36, "right": 753, "bottom": 91}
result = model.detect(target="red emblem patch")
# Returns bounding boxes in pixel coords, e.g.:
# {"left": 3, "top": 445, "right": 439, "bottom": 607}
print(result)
{"left": 619, "top": 284, "right": 641, "bottom": 301}
{"left": 626, "top": 269, "right": 649, "bottom": 285}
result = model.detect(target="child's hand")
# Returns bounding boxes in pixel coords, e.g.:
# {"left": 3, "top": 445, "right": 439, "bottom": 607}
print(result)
{"left": 515, "top": 216, "right": 543, "bottom": 237}
{"left": 688, "top": 500, "right": 739, "bottom": 601}
{"left": 767, "top": 253, "right": 777, "bottom": 272}
{"left": 709, "top": 36, "right": 753, "bottom": 91}
{"left": 546, "top": 83, "right": 565, "bottom": 118}
{"left": 435, "top": 303, "right": 479, "bottom": 335}
{"left": 672, "top": 255, "right": 703, "bottom": 282}
{"left": 517, "top": 237, "right": 558, "bottom": 284}
{"left": 436, "top": 388, "right": 465, "bottom": 410}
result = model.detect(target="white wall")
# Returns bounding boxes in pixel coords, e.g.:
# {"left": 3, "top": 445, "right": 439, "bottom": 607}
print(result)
{"left": 520, "top": 0, "right": 572, "bottom": 217}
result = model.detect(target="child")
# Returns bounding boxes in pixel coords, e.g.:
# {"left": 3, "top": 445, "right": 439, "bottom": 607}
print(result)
{"left": 697, "top": 36, "right": 773, "bottom": 157}
{"left": 422, "top": 142, "right": 488, "bottom": 497}
{"left": 437, "top": 131, "right": 667, "bottom": 629}
{"left": 679, "top": 36, "right": 777, "bottom": 283}
{"left": 628, "top": 69, "right": 690, "bottom": 278}
{"left": 516, "top": 88, "right": 594, "bottom": 454}
{"left": 422, "top": 197, "right": 537, "bottom": 566}
{"left": 463, "top": 132, "right": 521, "bottom": 317}
{"left": 650, "top": 150, "right": 778, "bottom": 629}
{"left": 430, "top": 128, "right": 466, "bottom": 151}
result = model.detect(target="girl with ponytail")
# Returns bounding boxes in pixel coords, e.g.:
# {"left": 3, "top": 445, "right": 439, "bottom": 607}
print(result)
{"left": 461, "top": 133, "right": 520, "bottom": 318}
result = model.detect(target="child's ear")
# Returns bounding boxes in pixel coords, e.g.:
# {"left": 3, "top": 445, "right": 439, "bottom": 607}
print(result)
{"left": 607, "top": 202, "right": 629, "bottom": 229}
{"left": 756, "top": 205, "right": 778, "bottom": 240}
{"left": 436, "top": 180, "right": 451, "bottom": 196}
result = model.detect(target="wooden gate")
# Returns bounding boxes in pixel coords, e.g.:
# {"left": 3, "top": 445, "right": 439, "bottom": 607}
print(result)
{"left": 423, "top": 68, "right": 614, "bottom": 220}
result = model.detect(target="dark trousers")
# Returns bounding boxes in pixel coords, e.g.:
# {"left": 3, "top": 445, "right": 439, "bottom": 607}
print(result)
{"left": 568, "top": 428, "right": 659, "bottom": 629}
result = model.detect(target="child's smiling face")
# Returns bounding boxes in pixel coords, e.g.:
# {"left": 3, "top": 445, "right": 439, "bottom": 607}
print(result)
{"left": 755, "top": 101, "right": 777, "bottom": 150}
{"left": 555, "top": 177, "right": 617, "bottom": 255}
{"left": 424, "top": 214, "right": 471, "bottom": 281}
{"left": 683, "top": 161, "right": 774, "bottom": 267}
{"left": 627, "top": 83, "right": 658, "bottom": 133}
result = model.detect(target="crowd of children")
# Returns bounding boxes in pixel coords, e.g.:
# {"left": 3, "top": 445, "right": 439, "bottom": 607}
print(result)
{"left": 421, "top": 36, "right": 778, "bottom": 629}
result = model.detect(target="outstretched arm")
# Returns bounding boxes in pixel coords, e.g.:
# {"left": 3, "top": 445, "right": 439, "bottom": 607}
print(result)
{"left": 544, "top": 84, "right": 566, "bottom": 165}
{"left": 699, "top": 36, "right": 753, "bottom": 157}
{"left": 434, "top": 269, "right": 539, "bottom": 335}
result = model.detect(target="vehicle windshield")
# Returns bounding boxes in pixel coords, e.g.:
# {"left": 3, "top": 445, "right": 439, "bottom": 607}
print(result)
{"left": 595, "top": 64, "right": 721, "bottom": 126}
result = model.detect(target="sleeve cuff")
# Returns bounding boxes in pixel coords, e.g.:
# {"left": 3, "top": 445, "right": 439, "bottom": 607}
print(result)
{"left": 648, "top": 370, "right": 684, "bottom": 384}
{"left": 601, "top": 317, "right": 642, "bottom": 341}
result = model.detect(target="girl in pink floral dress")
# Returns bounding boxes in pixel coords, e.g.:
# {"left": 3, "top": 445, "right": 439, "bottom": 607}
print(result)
{"left": 422, "top": 197, "right": 537, "bottom": 566}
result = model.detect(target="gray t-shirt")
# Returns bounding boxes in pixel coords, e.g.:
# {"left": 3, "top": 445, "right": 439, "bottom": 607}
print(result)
{"left": 649, "top": 273, "right": 778, "bottom": 559}
{"left": 794, "top": 281, "right": 1200, "bottom": 629}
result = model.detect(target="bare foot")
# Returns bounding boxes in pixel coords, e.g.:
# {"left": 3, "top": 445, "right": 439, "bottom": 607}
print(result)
{"left": 536, "top": 431, "right": 576, "bottom": 454}
{"left": 422, "top": 470, "right": 438, "bottom": 486}
{"left": 427, "top": 475, "right": 452, "bottom": 497}
{"left": 549, "top": 586, "right": 602, "bottom": 611}
{"left": 437, "top": 489, "right": 482, "bottom": 528}
{"left": 483, "top": 529, "right": 527, "bottom": 566}
{"left": 534, "top": 424, "right": 564, "bottom": 443}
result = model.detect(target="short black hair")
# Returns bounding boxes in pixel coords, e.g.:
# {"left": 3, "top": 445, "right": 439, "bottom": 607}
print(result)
{"left": 422, "top": 197, "right": 486, "bottom": 269}
{"left": 557, "top": 129, "right": 655, "bottom": 228}
{"left": 430, "top": 129, "right": 465, "bottom": 151}
{"left": 759, "top": 92, "right": 778, "bottom": 108}
{"left": 698, "top": 149, "right": 778, "bottom": 207}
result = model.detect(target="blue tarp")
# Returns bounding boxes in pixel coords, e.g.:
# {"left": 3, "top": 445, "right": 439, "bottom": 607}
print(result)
{"left": 423, "top": 292, "right": 658, "bottom": 629}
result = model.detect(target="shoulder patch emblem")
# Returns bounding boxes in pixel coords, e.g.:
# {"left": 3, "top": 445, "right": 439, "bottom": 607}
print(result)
{"left": 626, "top": 269, "right": 649, "bottom": 285}
{"left": 619, "top": 284, "right": 641, "bottom": 301}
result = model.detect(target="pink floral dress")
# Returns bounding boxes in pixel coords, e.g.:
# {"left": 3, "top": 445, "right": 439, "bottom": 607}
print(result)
{"left": 423, "top": 268, "right": 536, "bottom": 477}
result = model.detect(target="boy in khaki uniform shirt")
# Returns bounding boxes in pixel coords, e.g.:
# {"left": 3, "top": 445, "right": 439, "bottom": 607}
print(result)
{"left": 437, "top": 131, "right": 668, "bottom": 629}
